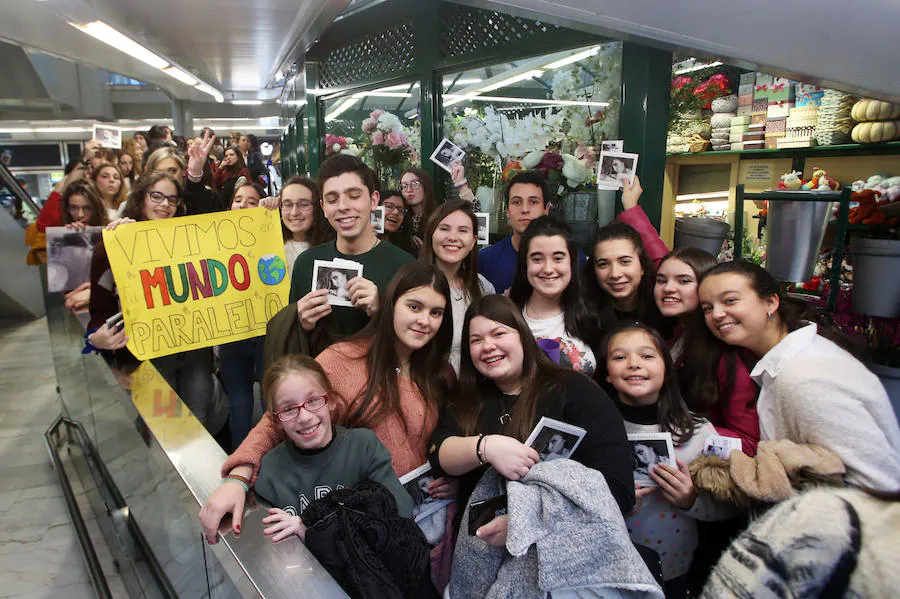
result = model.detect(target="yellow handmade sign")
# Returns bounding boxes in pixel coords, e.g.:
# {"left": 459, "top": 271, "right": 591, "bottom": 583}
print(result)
{"left": 104, "top": 208, "right": 289, "bottom": 360}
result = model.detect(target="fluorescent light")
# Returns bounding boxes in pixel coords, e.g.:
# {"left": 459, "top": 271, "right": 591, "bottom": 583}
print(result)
{"left": 195, "top": 82, "right": 224, "bottom": 102}
{"left": 0, "top": 127, "right": 91, "bottom": 133}
{"left": 69, "top": 21, "right": 168, "bottom": 70}
{"left": 543, "top": 47, "right": 601, "bottom": 70}
{"left": 479, "top": 70, "right": 544, "bottom": 92}
{"left": 443, "top": 93, "right": 481, "bottom": 108}
{"left": 356, "top": 91, "right": 412, "bottom": 98}
{"left": 324, "top": 98, "right": 360, "bottom": 122}
{"left": 673, "top": 60, "right": 723, "bottom": 75}
{"left": 443, "top": 94, "right": 608, "bottom": 108}
{"left": 231, "top": 100, "right": 264, "bottom": 105}
{"left": 162, "top": 67, "right": 198, "bottom": 86}
{"left": 443, "top": 77, "right": 482, "bottom": 86}
{"left": 676, "top": 191, "right": 730, "bottom": 202}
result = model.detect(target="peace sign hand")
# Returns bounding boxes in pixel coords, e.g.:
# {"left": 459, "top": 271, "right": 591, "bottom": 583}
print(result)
{"left": 188, "top": 130, "right": 216, "bottom": 179}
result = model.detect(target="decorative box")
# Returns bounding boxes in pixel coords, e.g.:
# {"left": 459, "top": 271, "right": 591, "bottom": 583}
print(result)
{"left": 751, "top": 98, "right": 768, "bottom": 114}
{"left": 753, "top": 85, "right": 770, "bottom": 102}
{"left": 767, "top": 82, "right": 796, "bottom": 104}
{"left": 729, "top": 133, "right": 744, "bottom": 143}
{"left": 765, "top": 118, "right": 786, "bottom": 134}
{"left": 755, "top": 73, "right": 774, "bottom": 87}
{"left": 765, "top": 138, "right": 779, "bottom": 149}
{"left": 730, "top": 126, "right": 750, "bottom": 136}
{"left": 744, "top": 130, "right": 766, "bottom": 142}
{"left": 731, "top": 142, "right": 744, "bottom": 151}
{"left": 740, "top": 72, "right": 756, "bottom": 86}
{"left": 738, "top": 94, "right": 753, "bottom": 107}
{"left": 751, "top": 113, "right": 767, "bottom": 126}
{"left": 737, "top": 105, "right": 752, "bottom": 117}
{"left": 731, "top": 115, "right": 751, "bottom": 126}
{"left": 797, "top": 90, "right": 825, "bottom": 107}
{"left": 738, "top": 83, "right": 754, "bottom": 97}
{"left": 767, "top": 105, "right": 791, "bottom": 119}
{"left": 743, "top": 140, "right": 766, "bottom": 150}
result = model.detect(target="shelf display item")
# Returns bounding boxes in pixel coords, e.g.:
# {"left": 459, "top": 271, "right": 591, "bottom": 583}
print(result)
{"left": 710, "top": 96, "right": 737, "bottom": 151}
{"left": 816, "top": 90, "right": 855, "bottom": 145}
{"left": 796, "top": 83, "right": 825, "bottom": 107}
{"left": 850, "top": 99, "right": 900, "bottom": 122}
{"left": 779, "top": 106, "right": 818, "bottom": 148}
{"left": 851, "top": 121, "right": 900, "bottom": 144}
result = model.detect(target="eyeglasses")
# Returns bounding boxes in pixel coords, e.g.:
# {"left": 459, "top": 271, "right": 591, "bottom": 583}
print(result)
{"left": 147, "top": 190, "right": 182, "bottom": 206}
{"left": 382, "top": 203, "right": 406, "bottom": 214}
{"left": 282, "top": 200, "right": 314, "bottom": 212}
{"left": 273, "top": 395, "right": 329, "bottom": 422}
{"left": 400, "top": 180, "right": 422, "bottom": 192}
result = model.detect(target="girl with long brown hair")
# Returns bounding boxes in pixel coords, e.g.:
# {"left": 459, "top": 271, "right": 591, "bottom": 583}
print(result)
{"left": 421, "top": 199, "right": 495, "bottom": 372}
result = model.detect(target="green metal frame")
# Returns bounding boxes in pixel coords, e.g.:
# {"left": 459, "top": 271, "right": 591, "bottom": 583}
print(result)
{"left": 734, "top": 184, "right": 852, "bottom": 312}
{"left": 282, "top": 0, "right": 669, "bottom": 230}
{"left": 619, "top": 42, "right": 672, "bottom": 230}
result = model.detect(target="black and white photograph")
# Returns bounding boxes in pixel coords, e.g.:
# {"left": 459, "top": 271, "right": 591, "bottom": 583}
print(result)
{"left": 475, "top": 212, "right": 490, "bottom": 246}
{"left": 524, "top": 417, "right": 586, "bottom": 462}
{"left": 601, "top": 139, "right": 624, "bottom": 153}
{"left": 370, "top": 206, "right": 385, "bottom": 234}
{"left": 399, "top": 463, "right": 452, "bottom": 522}
{"left": 312, "top": 259, "right": 363, "bottom": 307}
{"left": 627, "top": 432, "right": 676, "bottom": 486}
{"left": 46, "top": 226, "right": 103, "bottom": 293}
{"left": 596, "top": 150, "right": 639, "bottom": 190}
{"left": 702, "top": 435, "right": 743, "bottom": 460}
{"left": 93, "top": 123, "right": 122, "bottom": 149}
{"left": 429, "top": 137, "right": 466, "bottom": 174}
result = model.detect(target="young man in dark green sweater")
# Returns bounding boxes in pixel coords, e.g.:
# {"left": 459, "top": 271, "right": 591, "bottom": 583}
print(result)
{"left": 289, "top": 154, "right": 413, "bottom": 338}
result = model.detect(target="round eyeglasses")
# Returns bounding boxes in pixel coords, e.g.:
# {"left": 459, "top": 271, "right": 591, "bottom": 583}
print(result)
{"left": 282, "top": 199, "right": 314, "bottom": 212}
{"left": 273, "top": 395, "right": 329, "bottom": 422}
{"left": 400, "top": 180, "right": 422, "bottom": 192}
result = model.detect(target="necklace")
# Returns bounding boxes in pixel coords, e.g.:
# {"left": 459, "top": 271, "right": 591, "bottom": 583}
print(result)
{"left": 451, "top": 287, "right": 465, "bottom": 302}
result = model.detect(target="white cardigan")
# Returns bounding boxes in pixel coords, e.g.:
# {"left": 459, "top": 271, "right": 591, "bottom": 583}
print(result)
{"left": 751, "top": 323, "right": 900, "bottom": 491}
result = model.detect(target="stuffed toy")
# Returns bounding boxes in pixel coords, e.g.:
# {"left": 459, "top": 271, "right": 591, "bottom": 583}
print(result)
{"left": 777, "top": 170, "right": 803, "bottom": 190}
{"left": 801, "top": 167, "right": 840, "bottom": 191}
{"left": 849, "top": 189, "right": 899, "bottom": 225}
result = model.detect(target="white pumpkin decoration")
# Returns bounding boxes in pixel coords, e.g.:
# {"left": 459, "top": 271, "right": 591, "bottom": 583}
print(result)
{"left": 851, "top": 99, "right": 900, "bottom": 122}
{"left": 851, "top": 120, "right": 900, "bottom": 143}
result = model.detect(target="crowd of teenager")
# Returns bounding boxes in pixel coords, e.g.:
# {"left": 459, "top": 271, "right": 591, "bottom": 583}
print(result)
{"left": 31, "top": 126, "right": 900, "bottom": 598}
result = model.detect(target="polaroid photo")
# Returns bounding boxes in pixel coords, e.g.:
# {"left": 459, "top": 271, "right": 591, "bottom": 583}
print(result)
{"left": 475, "top": 212, "right": 490, "bottom": 246}
{"left": 702, "top": 435, "right": 743, "bottom": 460}
{"left": 370, "top": 206, "right": 385, "bottom": 234}
{"left": 45, "top": 226, "right": 104, "bottom": 293}
{"left": 429, "top": 137, "right": 466, "bottom": 174}
{"left": 399, "top": 463, "right": 453, "bottom": 522}
{"left": 596, "top": 151, "right": 639, "bottom": 190}
{"left": 601, "top": 139, "right": 624, "bottom": 153}
{"left": 312, "top": 259, "right": 363, "bottom": 307}
{"left": 524, "top": 417, "right": 587, "bottom": 462}
{"left": 92, "top": 123, "right": 122, "bottom": 149}
{"left": 628, "top": 432, "right": 677, "bottom": 487}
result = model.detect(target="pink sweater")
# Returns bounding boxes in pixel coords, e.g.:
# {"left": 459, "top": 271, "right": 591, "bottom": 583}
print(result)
{"left": 617, "top": 205, "right": 669, "bottom": 268}
{"left": 223, "top": 339, "right": 438, "bottom": 483}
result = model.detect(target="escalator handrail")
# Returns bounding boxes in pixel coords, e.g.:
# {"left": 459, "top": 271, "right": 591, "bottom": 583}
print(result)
{"left": 0, "top": 161, "right": 42, "bottom": 218}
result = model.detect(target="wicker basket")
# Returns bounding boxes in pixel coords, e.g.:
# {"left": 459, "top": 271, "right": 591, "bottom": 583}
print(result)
{"left": 688, "top": 134, "right": 711, "bottom": 153}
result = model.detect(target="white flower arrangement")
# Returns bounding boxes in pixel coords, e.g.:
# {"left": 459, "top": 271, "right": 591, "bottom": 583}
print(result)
{"left": 448, "top": 106, "right": 563, "bottom": 161}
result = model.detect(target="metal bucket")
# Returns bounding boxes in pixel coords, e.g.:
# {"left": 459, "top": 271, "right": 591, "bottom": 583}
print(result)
{"left": 852, "top": 238, "right": 900, "bottom": 318}
{"left": 765, "top": 198, "right": 831, "bottom": 282}
{"left": 674, "top": 217, "right": 730, "bottom": 256}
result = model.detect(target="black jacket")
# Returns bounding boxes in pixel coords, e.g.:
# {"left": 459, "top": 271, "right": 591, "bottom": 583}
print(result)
{"left": 302, "top": 482, "right": 438, "bottom": 599}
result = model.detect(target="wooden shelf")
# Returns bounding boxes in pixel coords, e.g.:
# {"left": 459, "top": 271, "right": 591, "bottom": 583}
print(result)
{"left": 668, "top": 141, "right": 900, "bottom": 160}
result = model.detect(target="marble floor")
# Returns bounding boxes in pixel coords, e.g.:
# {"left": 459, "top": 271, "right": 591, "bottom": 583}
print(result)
{"left": 0, "top": 318, "right": 127, "bottom": 598}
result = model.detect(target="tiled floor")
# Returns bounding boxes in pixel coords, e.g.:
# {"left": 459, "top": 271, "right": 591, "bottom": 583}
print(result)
{"left": 0, "top": 318, "right": 126, "bottom": 598}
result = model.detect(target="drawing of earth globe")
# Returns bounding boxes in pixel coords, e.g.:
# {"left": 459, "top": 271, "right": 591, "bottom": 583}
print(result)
{"left": 258, "top": 254, "right": 286, "bottom": 285}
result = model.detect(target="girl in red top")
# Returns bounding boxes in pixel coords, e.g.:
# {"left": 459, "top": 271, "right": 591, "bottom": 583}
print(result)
{"left": 653, "top": 247, "right": 759, "bottom": 456}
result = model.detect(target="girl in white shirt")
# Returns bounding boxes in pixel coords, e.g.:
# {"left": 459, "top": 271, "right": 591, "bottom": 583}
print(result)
{"left": 279, "top": 176, "right": 334, "bottom": 281}
{"left": 698, "top": 260, "right": 900, "bottom": 491}
{"left": 420, "top": 200, "right": 494, "bottom": 373}
{"left": 509, "top": 215, "right": 602, "bottom": 375}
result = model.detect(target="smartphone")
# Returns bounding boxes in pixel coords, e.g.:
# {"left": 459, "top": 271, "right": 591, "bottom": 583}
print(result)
{"left": 105, "top": 311, "right": 124, "bottom": 333}
{"left": 468, "top": 493, "right": 507, "bottom": 536}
